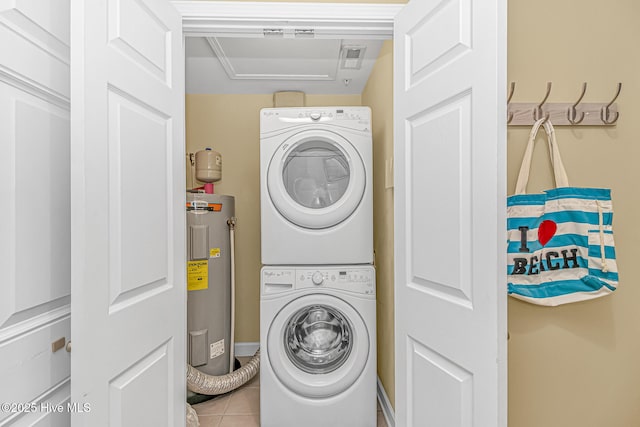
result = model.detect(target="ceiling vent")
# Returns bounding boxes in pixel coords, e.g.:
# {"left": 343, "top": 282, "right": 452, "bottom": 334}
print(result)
{"left": 340, "top": 45, "right": 366, "bottom": 70}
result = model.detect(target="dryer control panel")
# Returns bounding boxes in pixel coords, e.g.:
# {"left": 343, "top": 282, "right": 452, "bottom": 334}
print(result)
{"left": 262, "top": 266, "right": 375, "bottom": 296}
{"left": 260, "top": 107, "right": 371, "bottom": 134}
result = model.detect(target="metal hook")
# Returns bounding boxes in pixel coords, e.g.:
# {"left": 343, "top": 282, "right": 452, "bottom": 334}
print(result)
{"left": 533, "top": 82, "right": 552, "bottom": 123}
{"left": 567, "top": 82, "right": 587, "bottom": 125}
{"left": 601, "top": 83, "right": 622, "bottom": 124}
{"left": 507, "top": 82, "right": 515, "bottom": 124}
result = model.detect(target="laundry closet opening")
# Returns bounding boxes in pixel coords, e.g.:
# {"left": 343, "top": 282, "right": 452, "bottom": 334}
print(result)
{"left": 183, "top": 27, "right": 397, "bottom": 405}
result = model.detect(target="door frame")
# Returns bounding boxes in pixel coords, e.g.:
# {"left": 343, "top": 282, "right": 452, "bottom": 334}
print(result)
{"left": 172, "top": 0, "right": 400, "bottom": 418}
{"left": 172, "top": 1, "right": 402, "bottom": 38}
{"left": 171, "top": 2, "right": 506, "bottom": 425}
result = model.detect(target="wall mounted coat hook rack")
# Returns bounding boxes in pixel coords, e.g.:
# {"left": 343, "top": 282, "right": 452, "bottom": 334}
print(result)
{"left": 507, "top": 82, "right": 622, "bottom": 126}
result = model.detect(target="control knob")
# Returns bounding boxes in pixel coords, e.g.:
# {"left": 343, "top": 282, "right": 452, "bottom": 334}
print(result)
{"left": 312, "top": 271, "right": 324, "bottom": 285}
{"left": 309, "top": 112, "right": 322, "bottom": 121}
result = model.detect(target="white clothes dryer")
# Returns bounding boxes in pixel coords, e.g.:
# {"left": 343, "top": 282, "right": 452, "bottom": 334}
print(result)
{"left": 260, "top": 107, "right": 373, "bottom": 265}
{"left": 260, "top": 265, "right": 377, "bottom": 427}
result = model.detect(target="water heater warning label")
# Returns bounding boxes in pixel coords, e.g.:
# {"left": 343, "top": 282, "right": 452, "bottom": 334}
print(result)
{"left": 210, "top": 248, "right": 221, "bottom": 258}
{"left": 187, "top": 260, "right": 208, "bottom": 291}
{"left": 210, "top": 339, "right": 225, "bottom": 359}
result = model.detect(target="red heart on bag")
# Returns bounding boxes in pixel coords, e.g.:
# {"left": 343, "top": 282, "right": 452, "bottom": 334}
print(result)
{"left": 538, "top": 220, "right": 557, "bottom": 246}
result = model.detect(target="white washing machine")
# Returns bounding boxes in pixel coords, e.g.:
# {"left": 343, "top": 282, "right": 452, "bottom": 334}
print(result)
{"left": 260, "top": 265, "right": 376, "bottom": 427}
{"left": 260, "top": 107, "right": 373, "bottom": 265}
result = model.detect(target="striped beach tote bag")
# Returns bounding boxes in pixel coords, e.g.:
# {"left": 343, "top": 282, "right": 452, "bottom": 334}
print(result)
{"left": 507, "top": 118, "right": 618, "bottom": 306}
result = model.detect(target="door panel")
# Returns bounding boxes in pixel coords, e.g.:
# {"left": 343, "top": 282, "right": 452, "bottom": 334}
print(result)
{"left": 407, "top": 0, "right": 471, "bottom": 86}
{"left": 70, "top": 0, "right": 185, "bottom": 425}
{"left": 409, "top": 95, "right": 472, "bottom": 305}
{"left": 408, "top": 339, "right": 472, "bottom": 427}
{"left": 108, "top": 0, "right": 171, "bottom": 82}
{"left": 394, "top": 0, "right": 507, "bottom": 425}
{"left": 107, "top": 90, "right": 171, "bottom": 308}
{"left": 0, "top": 85, "right": 71, "bottom": 326}
{"left": 0, "top": 6, "right": 69, "bottom": 98}
{"left": 108, "top": 341, "right": 173, "bottom": 425}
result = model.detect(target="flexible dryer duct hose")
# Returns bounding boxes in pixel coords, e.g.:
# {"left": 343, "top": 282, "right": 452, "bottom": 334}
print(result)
{"left": 187, "top": 349, "right": 260, "bottom": 395}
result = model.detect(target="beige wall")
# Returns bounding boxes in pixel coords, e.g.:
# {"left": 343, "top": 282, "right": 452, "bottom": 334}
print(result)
{"left": 508, "top": 1, "right": 640, "bottom": 426}
{"left": 361, "top": 40, "right": 395, "bottom": 407}
{"left": 185, "top": 94, "right": 362, "bottom": 342}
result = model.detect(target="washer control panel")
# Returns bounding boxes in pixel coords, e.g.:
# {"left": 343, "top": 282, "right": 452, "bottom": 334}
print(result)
{"left": 262, "top": 266, "right": 375, "bottom": 296}
{"left": 298, "top": 267, "right": 375, "bottom": 295}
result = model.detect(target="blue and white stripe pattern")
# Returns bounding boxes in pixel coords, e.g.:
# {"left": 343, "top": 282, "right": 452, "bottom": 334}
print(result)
{"left": 507, "top": 187, "right": 618, "bottom": 306}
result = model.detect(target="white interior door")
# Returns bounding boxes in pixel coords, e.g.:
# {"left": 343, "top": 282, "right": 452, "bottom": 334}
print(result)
{"left": 70, "top": 0, "right": 185, "bottom": 425}
{"left": 0, "top": 2, "right": 72, "bottom": 425}
{"left": 394, "top": 0, "right": 507, "bottom": 426}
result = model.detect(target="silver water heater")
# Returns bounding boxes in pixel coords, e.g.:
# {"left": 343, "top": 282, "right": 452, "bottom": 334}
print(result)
{"left": 186, "top": 193, "right": 235, "bottom": 376}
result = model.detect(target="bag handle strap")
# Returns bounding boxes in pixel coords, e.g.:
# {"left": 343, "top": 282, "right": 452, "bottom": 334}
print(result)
{"left": 514, "top": 118, "right": 569, "bottom": 195}
{"left": 543, "top": 121, "right": 570, "bottom": 188}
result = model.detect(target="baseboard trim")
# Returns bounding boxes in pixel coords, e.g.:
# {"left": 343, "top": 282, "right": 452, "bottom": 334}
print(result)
{"left": 377, "top": 376, "right": 395, "bottom": 427}
{"left": 234, "top": 341, "right": 259, "bottom": 357}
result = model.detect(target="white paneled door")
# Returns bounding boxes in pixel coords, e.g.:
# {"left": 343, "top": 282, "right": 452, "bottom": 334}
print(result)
{"left": 70, "top": 0, "right": 185, "bottom": 425}
{"left": 394, "top": 0, "right": 507, "bottom": 426}
{"left": 0, "top": 1, "right": 72, "bottom": 425}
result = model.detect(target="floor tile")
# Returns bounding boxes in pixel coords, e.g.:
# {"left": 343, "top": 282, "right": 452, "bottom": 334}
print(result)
{"left": 192, "top": 362, "right": 382, "bottom": 427}
{"left": 193, "top": 395, "right": 231, "bottom": 416}
{"left": 243, "top": 372, "right": 260, "bottom": 388}
{"left": 218, "top": 414, "right": 260, "bottom": 427}
{"left": 197, "top": 414, "right": 222, "bottom": 427}
{"left": 224, "top": 387, "right": 260, "bottom": 415}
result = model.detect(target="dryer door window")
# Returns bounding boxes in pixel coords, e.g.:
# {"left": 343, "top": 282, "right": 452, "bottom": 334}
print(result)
{"left": 267, "top": 130, "right": 366, "bottom": 229}
{"left": 282, "top": 141, "right": 350, "bottom": 210}
{"left": 283, "top": 304, "right": 353, "bottom": 374}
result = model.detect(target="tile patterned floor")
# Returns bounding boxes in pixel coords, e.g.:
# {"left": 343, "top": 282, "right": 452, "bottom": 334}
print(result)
{"left": 192, "top": 357, "right": 389, "bottom": 427}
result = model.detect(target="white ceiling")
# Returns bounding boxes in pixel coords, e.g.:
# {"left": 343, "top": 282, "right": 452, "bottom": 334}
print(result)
{"left": 185, "top": 37, "right": 383, "bottom": 95}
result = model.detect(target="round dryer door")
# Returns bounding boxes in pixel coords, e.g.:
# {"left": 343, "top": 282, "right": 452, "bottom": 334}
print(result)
{"left": 267, "top": 130, "right": 366, "bottom": 229}
{"left": 267, "top": 294, "right": 370, "bottom": 398}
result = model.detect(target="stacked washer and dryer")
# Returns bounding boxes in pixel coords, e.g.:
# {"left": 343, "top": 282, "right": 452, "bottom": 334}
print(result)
{"left": 260, "top": 107, "right": 376, "bottom": 427}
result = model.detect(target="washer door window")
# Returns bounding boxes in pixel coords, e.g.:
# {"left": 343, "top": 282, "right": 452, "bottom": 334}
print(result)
{"left": 267, "top": 294, "right": 370, "bottom": 398}
{"left": 267, "top": 130, "right": 366, "bottom": 229}
{"left": 284, "top": 305, "right": 352, "bottom": 374}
